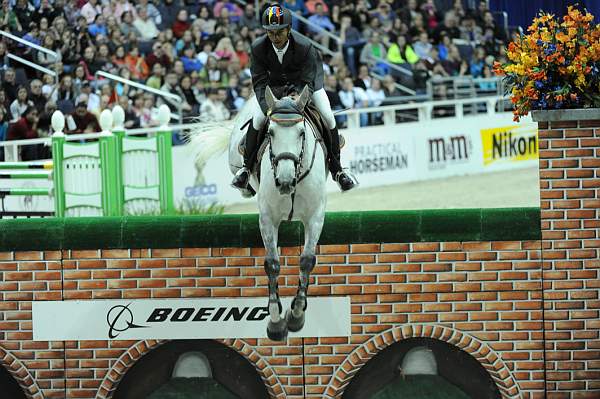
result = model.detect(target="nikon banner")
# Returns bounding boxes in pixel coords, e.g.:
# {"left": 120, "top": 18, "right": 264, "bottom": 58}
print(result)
{"left": 32, "top": 297, "right": 351, "bottom": 340}
{"left": 480, "top": 123, "right": 539, "bottom": 170}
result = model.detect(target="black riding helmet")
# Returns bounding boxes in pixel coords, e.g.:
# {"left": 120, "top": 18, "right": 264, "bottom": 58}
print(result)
{"left": 261, "top": 4, "right": 292, "bottom": 30}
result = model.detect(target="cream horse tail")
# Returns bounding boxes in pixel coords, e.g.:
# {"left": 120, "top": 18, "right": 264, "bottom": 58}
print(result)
{"left": 185, "top": 120, "right": 235, "bottom": 168}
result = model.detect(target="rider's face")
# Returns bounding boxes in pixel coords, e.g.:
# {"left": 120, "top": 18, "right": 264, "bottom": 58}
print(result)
{"left": 267, "top": 27, "right": 289, "bottom": 49}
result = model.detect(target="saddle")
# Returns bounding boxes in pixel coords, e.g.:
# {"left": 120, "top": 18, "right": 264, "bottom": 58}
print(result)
{"left": 237, "top": 103, "right": 344, "bottom": 174}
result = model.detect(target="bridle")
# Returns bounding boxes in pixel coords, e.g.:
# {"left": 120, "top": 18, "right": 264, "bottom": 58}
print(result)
{"left": 267, "top": 105, "right": 322, "bottom": 191}
{"left": 267, "top": 110, "right": 307, "bottom": 189}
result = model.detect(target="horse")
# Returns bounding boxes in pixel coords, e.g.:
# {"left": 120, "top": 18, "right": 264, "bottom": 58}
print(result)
{"left": 190, "top": 85, "right": 328, "bottom": 341}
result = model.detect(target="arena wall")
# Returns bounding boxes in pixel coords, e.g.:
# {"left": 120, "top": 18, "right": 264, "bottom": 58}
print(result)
{"left": 0, "top": 112, "right": 598, "bottom": 398}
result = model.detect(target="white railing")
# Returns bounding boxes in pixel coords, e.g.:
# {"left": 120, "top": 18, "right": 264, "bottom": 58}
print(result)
{"left": 6, "top": 53, "right": 58, "bottom": 86}
{"left": 0, "top": 30, "right": 59, "bottom": 61}
{"left": 95, "top": 71, "right": 184, "bottom": 122}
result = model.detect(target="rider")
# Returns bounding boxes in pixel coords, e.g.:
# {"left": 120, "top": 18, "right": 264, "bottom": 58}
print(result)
{"left": 231, "top": 4, "right": 357, "bottom": 193}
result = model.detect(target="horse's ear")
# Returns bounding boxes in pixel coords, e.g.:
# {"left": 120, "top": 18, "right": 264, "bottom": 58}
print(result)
{"left": 265, "top": 86, "right": 277, "bottom": 111}
{"left": 296, "top": 85, "right": 310, "bottom": 111}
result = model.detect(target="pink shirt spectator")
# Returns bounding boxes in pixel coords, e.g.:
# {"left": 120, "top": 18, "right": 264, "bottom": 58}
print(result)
{"left": 81, "top": 1, "right": 102, "bottom": 24}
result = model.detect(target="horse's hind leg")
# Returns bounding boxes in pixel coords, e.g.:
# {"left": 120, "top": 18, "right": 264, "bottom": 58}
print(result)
{"left": 286, "top": 212, "right": 324, "bottom": 332}
{"left": 260, "top": 214, "right": 288, "bottom": 341}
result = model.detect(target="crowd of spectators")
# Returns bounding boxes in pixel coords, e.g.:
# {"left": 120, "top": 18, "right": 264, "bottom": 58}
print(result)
{"left": 0, "top": 0, "right": 510, "bottom": 161}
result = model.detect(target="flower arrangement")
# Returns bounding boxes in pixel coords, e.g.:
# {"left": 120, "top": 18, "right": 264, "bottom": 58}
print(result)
{"left": 494, "top": 6, "right": 600, "bottom": 121}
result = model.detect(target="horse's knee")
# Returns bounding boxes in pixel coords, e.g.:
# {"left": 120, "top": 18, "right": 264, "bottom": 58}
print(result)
{"left": 300, "top": 255, "right": 316, "bottom": 274}
{"left": 264, "top": 257, "right": 280, "bottom": 276}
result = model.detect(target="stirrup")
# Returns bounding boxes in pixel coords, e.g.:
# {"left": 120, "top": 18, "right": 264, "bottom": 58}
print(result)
{"left": 334, "top": 169, "right": 359, "bottom": 191}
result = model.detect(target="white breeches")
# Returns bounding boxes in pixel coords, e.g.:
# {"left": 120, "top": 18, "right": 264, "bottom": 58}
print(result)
{"left": 249, "top": 88, "right": 337, "bottom": 130}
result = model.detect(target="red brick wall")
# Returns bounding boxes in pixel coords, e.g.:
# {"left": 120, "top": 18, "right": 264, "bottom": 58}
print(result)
{"left": 0, "top": 114, "right": 598, "bottom": 399}
{"left": 538, "top": 117, "right": 600, "bottom": 399}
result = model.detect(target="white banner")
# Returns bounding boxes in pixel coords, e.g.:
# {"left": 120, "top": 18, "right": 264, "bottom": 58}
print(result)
{"left": 171, "top": 112, "right": 538, "bottom": 208}
{"left": 32, "top": 297, "right": 351, "bottom": 340}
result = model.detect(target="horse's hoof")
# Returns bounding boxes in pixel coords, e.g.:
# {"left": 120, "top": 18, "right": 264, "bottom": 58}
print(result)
{"left": 267, "top": 318, "right": 288, "bottom": 341}
{"left": 285, "top": 309, "right": 305, "bottom": 332}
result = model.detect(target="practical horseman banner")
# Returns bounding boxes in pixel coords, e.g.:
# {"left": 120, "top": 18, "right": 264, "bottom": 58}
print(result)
{"left": 32, "top": 297, "right": 351, "bottom": 340}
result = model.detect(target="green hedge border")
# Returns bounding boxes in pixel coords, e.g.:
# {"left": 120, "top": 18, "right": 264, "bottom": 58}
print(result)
{"left": 0, "top": 208, "right": 540, "bottom": 251}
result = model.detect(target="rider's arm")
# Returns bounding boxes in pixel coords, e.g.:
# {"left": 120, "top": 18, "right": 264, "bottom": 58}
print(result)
{"left": 298, "top": 44, "right": 319, "bottom": 96}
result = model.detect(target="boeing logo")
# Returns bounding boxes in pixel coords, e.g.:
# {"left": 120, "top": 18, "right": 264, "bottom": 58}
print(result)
{"left": 106, "top": 303, "right": 148, "bottom": 339}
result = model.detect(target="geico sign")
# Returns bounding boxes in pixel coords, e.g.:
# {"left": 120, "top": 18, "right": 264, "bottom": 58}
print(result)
{"left": 185, "top": 184, "right": 217, "bottom": 196}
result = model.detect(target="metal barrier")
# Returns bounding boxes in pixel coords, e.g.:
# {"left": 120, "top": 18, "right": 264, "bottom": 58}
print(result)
{"left": 0, "top": 161, "right": 54, "bottom": 218}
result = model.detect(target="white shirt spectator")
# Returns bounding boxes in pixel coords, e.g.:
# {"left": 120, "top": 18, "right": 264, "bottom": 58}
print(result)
{"left": 9, "top": 99, "right": 32, "bottom": 123}
{"left": 339, "top": 86, "right": 369, "bottom": 109}
{"left": 200, "top": 98, "right": 230, "bottom": 122}
{"left": 366, "top": 86, "right": 386, "bottom": 107}
{"left": 133, "top": 15, "right": 160, "bottom": 40}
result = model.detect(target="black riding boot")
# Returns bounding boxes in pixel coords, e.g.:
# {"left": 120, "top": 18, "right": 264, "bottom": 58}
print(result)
{"left": 328, "top": 127, "right": 356, "bottom": 191}
{"left": 232, "top": 123, "right": 260, "bottom": 191}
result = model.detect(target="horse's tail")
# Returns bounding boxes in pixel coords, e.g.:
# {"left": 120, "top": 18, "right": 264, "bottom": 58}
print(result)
{"left": 185, "top": 120, "right": 234, "bottom": 167}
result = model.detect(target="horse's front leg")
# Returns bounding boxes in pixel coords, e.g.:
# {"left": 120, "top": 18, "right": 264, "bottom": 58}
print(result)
{"left": 286, "top": 209, "right": 324, "bottom": 332}
{"left": 260, "top": 213, "right": 288, "bottom": 341}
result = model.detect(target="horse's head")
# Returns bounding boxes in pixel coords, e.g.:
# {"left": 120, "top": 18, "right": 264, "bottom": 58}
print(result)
{"left": 265, "top": 84, "right": 311, "bottom": 195}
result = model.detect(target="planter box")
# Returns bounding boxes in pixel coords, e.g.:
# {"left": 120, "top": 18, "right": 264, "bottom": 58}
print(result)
{"left": 531, "top": 108, "right": 600, "bottom": 122}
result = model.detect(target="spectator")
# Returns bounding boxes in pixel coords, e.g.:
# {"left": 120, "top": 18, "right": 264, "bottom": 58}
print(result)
{"left": 1, "top": 0, "right": 23, "bottom": 32}
{"left": 118, "top": 95, "right": 139, "bottom": 129}
{"left": 1, "top": 68, "right": 19, "bottom": 104}
{"left": 398, "top": 0, "right": 420, "bottom": 26}
{"left": 133, "top": 7, "right": 159, "bottom": 41}
{"left": 360, "top": 31, "right": 387, "bottom": 73}
{"left": 305, "top": 0, "right": 328, "bottom": 15}
{"left": 307, "top": 3, "right": 335, "bottom": 49}
{"left": 370, "top": 2, "right": 395, "bottom": 33}
{"left": 413, "top": 32, "right": 433, "bottom": 61}
{"left": 10, "top": 86, "right": 32, "bottom": 123}
{"left": 29, "top": 79, "right": 46, "bottom": 112}
{"left": 339, "top": 77, "right": 368, "bottom": 126}
{"left": 432, "top": 10, "right": 460, "bottom": 43}
{"left": 55, "top": 74, "right": 77, "bottom": 111}
{"left": 172, "top": 9, "right": 191, "bottom": 39}
{"left": 366, "top": 78, "right": 385, "bottom": 124}
{"left": 441, "top": 44, "right": 462, "bottom": 75}
{"left": 200, "top": 87, "right": 230, "bottom": 122}
{"left": 180, "top": 46, "right": 203, "bottom": 73}
{"left": 146, "top": 42, "right": 172, "bottom": 70}
{"left": 14, "top": 0, "right": 33, "bottom": 29}
{"left": 146, "top": 63, "right": 164, "bottom": 90}
{"left": 88, "top": 14, "right": 108, "bottom": 38}
{"left": 196, "top": 41, "right": 214, "bottom": 66}
{"left": 382, "top": 74, "right": 400, "bottom": 97}
{"left": 6, "top": 106, "right": 42, "bottom": 160}
{"left": 199, "top": 55, "right": 226, "bottom": 87}
{"left": 119, "top": 11, "right": 138, "bottom": 37}
{"left": 234, "top": 84, "right": 251, "bottom": 112}
{"left": 469, "top": 46, "right": 486, "bottom": 77}
{"left": 214, "top": 37, "right": 237, "bottom": 62}
{"left": 387, "top": 34, "right": 419, "bottom": 66}
{"left": 0, "top": 89, "right": 7, "bottom": 112}
{"left": 196, "top": 6, "right": 216, "bottom": 37}
{"left": 81, "top": 0, "right": 102, "bottom": 24}
{"left": 157, "top": 0, "right": 181, "bottom": 30}
{"left": 66, "top": 95, "right": 101, "bottom": 134}
{"left": 102, "top": 0, "right": 133, "bottom": 23}
{"left": 239, "top": 3, "right": 261, "bottom": 31}
{"left": 179, "top": 75, "right": 199, "bottom": 114}
{"left": 175, "top": 30, "right": 194, "bottom": 54}
{"left": 340, "top": 14, "right": 365, "bottom": 77}
{"left": 460, "top": 13, "right": 483, "bottom": 42}
{"left": 354, "top": 64, "right": 371, "bottom": 91}
{"left": 135, "top": 0, "right": 162, "bottom": 27}
{"left": 0, "top": 41, "right": 9, "bottom": 70}
{"left": 234, "top": 39, "right": 250, "bottom": 69}
{"left": 124, "top": 46, "right": 149, "bottom": 81}
{"left": 421, "top": 0, "right": 439, "bottom": 30}
{"left": 79, "top": 82, "right": 100, "bottom": 113}
{"left": 139, "top": 93, "right": 159, "bottom": 128}
{"left": 213, "top": 0, "right": 243, "bottom": 24}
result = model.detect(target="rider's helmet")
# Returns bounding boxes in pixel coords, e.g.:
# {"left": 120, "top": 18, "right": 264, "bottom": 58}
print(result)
{"left": 261, "top": 4, "right": 292, "bottom": 31}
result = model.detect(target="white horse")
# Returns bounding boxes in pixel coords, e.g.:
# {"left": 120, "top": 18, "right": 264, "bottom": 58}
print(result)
{"left": 190, "top": 85, "right": 328, "bottom": 341}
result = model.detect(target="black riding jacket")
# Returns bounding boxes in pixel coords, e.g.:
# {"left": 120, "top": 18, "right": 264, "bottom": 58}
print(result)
{"left": 250, "top": 31, "right": 324, "bottom": 114}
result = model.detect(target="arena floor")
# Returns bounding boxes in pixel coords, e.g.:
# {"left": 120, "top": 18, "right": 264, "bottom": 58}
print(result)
{"left": 224, "top": 167, "right": 540, "bottom": 213}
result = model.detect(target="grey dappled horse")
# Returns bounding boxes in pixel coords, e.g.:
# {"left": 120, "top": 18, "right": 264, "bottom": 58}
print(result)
{"left": 191, "top": 85, "right": 328, "bottom": 341}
